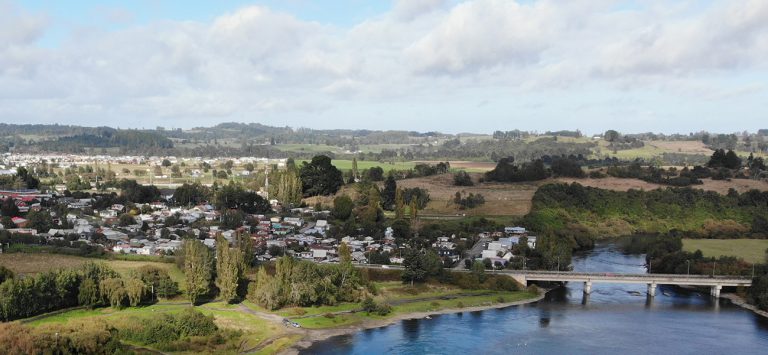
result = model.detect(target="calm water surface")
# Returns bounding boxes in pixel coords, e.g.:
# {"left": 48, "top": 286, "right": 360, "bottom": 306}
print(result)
{"left": 303, "top": 243, "right": 768, "bottom": 354}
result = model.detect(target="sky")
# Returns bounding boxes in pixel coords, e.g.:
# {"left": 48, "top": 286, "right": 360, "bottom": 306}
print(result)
{"left": 1, "top": 0, "right": 767, "bottom": 135}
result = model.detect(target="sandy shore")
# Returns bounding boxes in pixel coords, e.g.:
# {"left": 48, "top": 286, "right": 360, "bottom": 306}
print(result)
{"left": 280, "top": 291, "right": 547, "bottom": 354}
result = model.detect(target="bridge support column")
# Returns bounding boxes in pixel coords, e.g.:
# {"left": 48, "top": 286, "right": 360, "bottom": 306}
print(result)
{"left": 647, "top": 283, "right": 656, "bottom": 297}
{"left": 583, "top": 281, "right": 592, "bottom": 294}
{"left": 711, "top": 285, "right": 722, "bottom": 298}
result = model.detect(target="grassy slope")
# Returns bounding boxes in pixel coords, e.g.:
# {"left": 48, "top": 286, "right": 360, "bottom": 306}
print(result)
{"left": 682, "top": 239, "right": 768, "bottom": 264}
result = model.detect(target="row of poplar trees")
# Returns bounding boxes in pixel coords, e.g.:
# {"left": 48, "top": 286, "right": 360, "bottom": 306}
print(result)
{"left": 183, "top": 234, "right": 253, "bottom": 304}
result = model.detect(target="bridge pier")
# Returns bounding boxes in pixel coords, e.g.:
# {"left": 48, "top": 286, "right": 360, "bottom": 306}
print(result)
{"left": 583, "top": 281, "right": 592, "bottom": 294}
{"left": 710, "top": 285, "right": 722, "bottom": 298}
{"left": 647, "top": 282, "right": 656, "bottom": 297}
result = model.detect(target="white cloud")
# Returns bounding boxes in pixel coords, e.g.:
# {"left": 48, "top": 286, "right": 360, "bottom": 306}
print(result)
{"left": 392, "top": 0, "right": 447, "bottom": 21}
{"left": 1, "top": 1, "right": 767, "bottom": 132}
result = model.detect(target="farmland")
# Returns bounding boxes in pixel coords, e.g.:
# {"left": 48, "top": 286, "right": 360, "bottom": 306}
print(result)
{"left": 682, "top": 239, "right": 768, "bottom": 264}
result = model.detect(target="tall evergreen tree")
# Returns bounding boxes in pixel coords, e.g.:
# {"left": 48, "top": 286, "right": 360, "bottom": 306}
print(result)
{"left": 381, "top": 175, "right": 397, "bottom": 211}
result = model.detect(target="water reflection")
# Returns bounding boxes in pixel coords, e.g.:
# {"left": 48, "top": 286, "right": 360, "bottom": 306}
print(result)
{"left": 303, "top": 243, "right": 768, "bottom": 355}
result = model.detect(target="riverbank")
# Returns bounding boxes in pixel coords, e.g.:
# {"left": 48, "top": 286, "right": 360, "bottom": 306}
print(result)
{"left": 720, "top": 293, "right": 768, "bottom": 319}
{"left": 281, "top": 289, "right": 547, "bottom": 354}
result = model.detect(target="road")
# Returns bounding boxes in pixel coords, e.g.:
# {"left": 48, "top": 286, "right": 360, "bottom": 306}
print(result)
{"left": 453, "top": 235, "right": 489, "bottom": 270}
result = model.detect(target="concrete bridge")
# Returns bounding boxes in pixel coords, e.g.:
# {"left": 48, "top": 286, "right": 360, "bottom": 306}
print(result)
{"left": 357, "top": 265, "right": 752, "bottom": 298}
{"left": 497, "top": 270, "right": 752, "bottom": 298}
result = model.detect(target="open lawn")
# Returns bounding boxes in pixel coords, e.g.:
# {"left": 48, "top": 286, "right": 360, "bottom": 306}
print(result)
{"left": 682, "top": 239, "right": 768, "bottom": 264}
{"left": 0, "top": 253, "right": 186, "bottom": 290}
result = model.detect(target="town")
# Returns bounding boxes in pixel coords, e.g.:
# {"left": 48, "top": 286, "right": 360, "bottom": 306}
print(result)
{"left": 0, "top": 171, "right": 535, "bottom": 269}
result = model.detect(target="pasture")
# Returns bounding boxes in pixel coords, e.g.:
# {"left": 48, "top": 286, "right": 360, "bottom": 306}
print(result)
{"left": 682, "top": 239, "right": 768, "bottom": 264}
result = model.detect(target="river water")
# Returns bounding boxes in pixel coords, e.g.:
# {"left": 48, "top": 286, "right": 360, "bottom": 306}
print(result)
{"left": 302, "top": 243, "right": 768, "bottom": 354}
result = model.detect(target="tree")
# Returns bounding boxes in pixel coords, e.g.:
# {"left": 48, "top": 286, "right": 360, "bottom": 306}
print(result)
{"left": 118, "top": 213, "right": 135, "bottom": 226}
{"left": 220, "top": 209, "right": 245, "bottom": 229}
{"left": 366, "top": 166, "right": 384, "bottom": 181}
{"left": 724, "top": 150, "right": 742, "bottom": 169}
{"left": 381, "top": 175, "right": 397, "bottom": 210}
{"left": 99, "top": 278, "right": 127, "bottom": 308}
{"left": 390, "top": 219, "right": 411, "bottom": 241}
{"left": 124, "top": 278, "right": 145, "bottom": 307}
{"left": 25, "top": 209, "right": 53, "bottom": 233}
{"left": 173, "top": 182, "right": 210, "bottom": 206}
{"left": 332, "top": 195, "right": 353, "bottom": 220}
{"left": 215, "top": 236, "right": 244, "bottom": 303}
{"left": 401, "top": 249, "right": 426, "bottom": 286}
{"left": 184, "top": 240, "right": 213, "bottom": 304}
{"left": 604, "top": 130, "right": 620, "bottom": 142}
{"left": 135, "top": 265, "right": 179, "bottom": 299}
{"left": 395, "top": 188, "right": 405, "bottom": 219}
{"left": 299, "top": 155, "right": 344, "bottom": 197}
{"left": 351, "top": 157, "right": 359, "bottom": 182}
{"left": 161, "top": 159, "right": 172, "bottom": 167}
{"left": 274, "top": 168, "right": 302, "bottom": 206}
{"left": 1, "top": 197, "right": 19, "bottom": 217}
{"left": 0, "top": 265, "right": 13, "bottom": 284}
{"left": 453, "top": 171, "right": 474, "bottom": 186}
{"left": 471, "top": 260, "right": 486, "bottom": 282}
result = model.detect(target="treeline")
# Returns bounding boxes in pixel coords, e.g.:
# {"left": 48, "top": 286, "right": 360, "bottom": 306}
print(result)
{"left": 525, "top": 182, "right": 768, "bottom": 238}
{"left": 620, "top": 234, "right": 752, "bottom": 276}
{"left": 0, "top": 262, "right": 178, "bottom": 321}
{"left": 35, "top": 130, "right": 173, "bottom": 153}
{"left": 247, "top": 245, "right": 366, "bottom": 310}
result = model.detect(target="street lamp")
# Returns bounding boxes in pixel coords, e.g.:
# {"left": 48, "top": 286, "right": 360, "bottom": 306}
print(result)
{"left": 712, "top": 261, "right": 716, "bottom": 277}
{"left": 686, "top": 260, "right": 690, "bottom": 276}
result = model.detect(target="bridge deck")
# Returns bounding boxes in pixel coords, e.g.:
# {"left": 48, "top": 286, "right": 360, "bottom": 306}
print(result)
{"left": 357, "top": 265, "right": 752, "bottom": 287}
{"left": 498, "top": 270, "right": 752, "bottom": 286}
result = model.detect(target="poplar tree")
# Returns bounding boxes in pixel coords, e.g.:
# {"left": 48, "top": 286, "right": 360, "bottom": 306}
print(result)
{"left": 216, "top": 236, "right": 244, "bottom": 303}
{"left": 184, "top": 239, "right": 213, "bottom": 304}
{"left": 352, "top": 157, "right": 359, "bottom": 182}
{"left": 395, "top": 188, "right": 405, "bottom": 219}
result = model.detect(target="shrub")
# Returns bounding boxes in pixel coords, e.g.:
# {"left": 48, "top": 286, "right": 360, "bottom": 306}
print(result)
{"left": 453, "top": 171, "right": 474, "bottom": 186}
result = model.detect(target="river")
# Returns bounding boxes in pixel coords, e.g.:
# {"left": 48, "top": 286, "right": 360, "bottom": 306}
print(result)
{"left": 302, "top": 242, "right": 768, "bottom": 354}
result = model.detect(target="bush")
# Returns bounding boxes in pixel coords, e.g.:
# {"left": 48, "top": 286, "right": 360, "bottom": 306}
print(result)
{"left": 361, "top": 297, "right": 392, "bottom": 316}
{"left": 453, "top": 171, "right": 474, "bottom": 186}
{"left": 120, "top": 308, "right": 218, "bottom": 347}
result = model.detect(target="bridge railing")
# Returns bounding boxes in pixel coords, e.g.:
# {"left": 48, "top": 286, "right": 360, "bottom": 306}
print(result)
{"left": 355, "top": 264, "right": 752, "bottom": 281}
{"left": 497, "top": 270, "right": 752, "bottom": 281}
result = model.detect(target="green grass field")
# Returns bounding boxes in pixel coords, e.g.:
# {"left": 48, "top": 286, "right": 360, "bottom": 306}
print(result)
{"left": 682, "top": 239, "right": 768, "bottom": 264}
